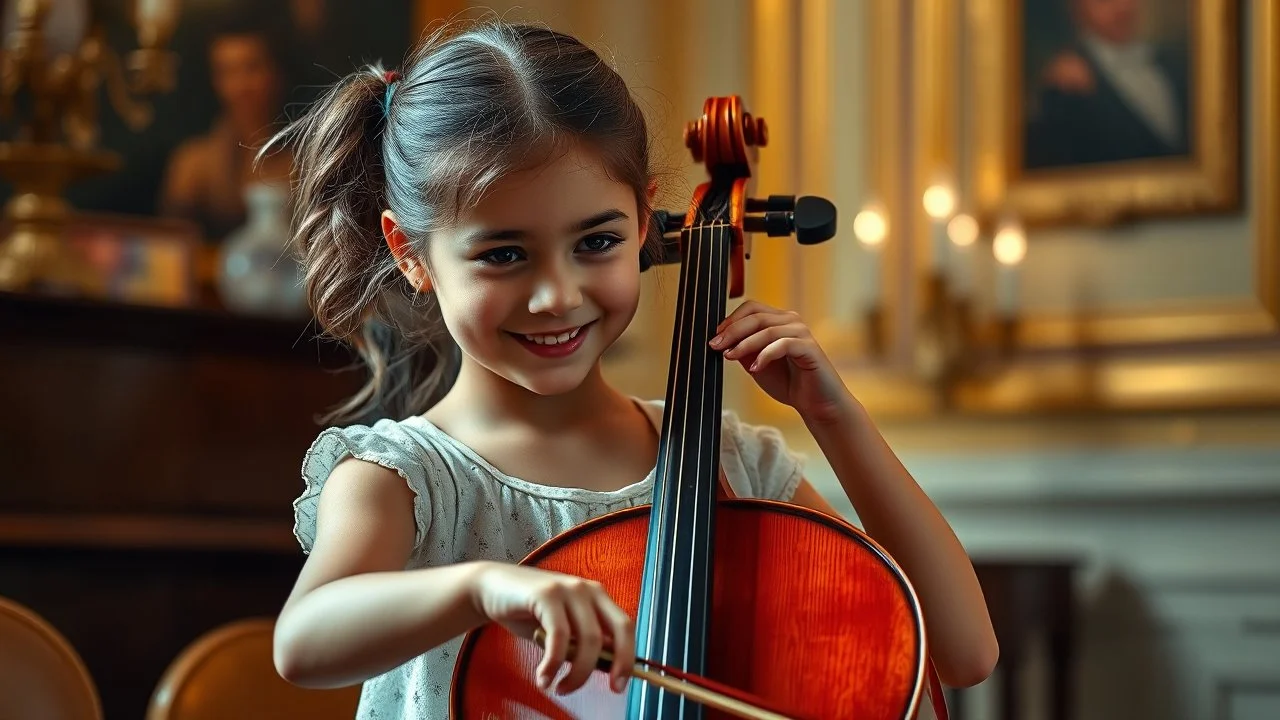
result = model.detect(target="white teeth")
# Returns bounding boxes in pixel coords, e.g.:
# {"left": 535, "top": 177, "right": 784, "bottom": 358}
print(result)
{"left": 523, "top": 327, "right": 581, "bottom": 345}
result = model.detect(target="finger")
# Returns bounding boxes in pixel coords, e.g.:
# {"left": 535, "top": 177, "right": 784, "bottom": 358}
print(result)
{"left": 750, "top": 337, "right": 822, "bottom": 373}
{"left": 556, "top": 585, "right": 605, "bottom": 694}
{"left": 711, "top": 311, "right": 795, "bottom": 350}
{"left": 719, "top": 299, "right": 770, "bottom": 328}
{"left": 594, "top": 597, "right": 636, "bottom": 693}
{"left": 716, "top": 299, "right": 782, "bottom": 333}
{"left": 532, "top": 600, "right": 572, "bottom": 690}
{"left": 723, "top": 322, "right": 808, "bottom": 361}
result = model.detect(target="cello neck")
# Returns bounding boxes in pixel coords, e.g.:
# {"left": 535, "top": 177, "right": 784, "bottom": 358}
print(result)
{"left": 630, "top": 216, "right": 735, "bottom": 720}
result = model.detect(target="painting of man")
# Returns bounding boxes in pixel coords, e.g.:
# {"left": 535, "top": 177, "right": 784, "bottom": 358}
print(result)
{"left": 1023, "top": 0, "right": 1192, "bottom": 170}
{"left": 158, "top": 14, "right": 293, "bottom": 243}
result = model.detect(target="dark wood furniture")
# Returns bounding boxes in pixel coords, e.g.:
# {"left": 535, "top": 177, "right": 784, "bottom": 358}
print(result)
{"left": 0, "top": 291, "right": 364, "bottom": 720}
{"left": 948, "top": 559, "right": 1077, "bottom": 720}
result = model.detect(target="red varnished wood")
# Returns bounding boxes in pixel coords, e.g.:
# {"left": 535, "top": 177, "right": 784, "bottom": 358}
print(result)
{"left": 452, "top": 500, "right": 926, "bottom": 719}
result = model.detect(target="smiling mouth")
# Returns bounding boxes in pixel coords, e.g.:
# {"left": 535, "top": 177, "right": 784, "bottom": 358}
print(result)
{"left": 518, "top": 325, "right": 585, "bottom": 346}
{"left": 508, "top": 321, "right": 596, "bottom": 356}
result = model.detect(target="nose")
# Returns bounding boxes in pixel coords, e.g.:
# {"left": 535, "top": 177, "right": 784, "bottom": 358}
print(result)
{"left": 527, "top": 262, "right": 583, "bottom": 317}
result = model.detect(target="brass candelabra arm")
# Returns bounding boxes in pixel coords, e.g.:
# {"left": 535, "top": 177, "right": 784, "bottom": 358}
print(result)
{"left": 0, "top": 0, "right": 182, "bottom": 293}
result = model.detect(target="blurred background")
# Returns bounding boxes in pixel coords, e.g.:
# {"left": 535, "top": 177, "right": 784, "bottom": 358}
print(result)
{"left": 1, "top": 0, "right": 1277, "bottom": 719}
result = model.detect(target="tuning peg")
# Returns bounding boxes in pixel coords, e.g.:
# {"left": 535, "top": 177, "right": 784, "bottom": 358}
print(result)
{"left": 794, "top": 196, "right": 837, "bottom": 245}
{"left": 746, "top": 195, "right": 795, "bottom": 213}
{"left": 651, "top": 209, "right": 685, "bottom": 236}
{"left": 742, "top": 195, "right": 837, "bottom": 244}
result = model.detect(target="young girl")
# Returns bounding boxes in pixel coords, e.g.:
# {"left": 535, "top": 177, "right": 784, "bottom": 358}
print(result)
{"left": 267, "top": 19, "right": 997, "bottom": 719}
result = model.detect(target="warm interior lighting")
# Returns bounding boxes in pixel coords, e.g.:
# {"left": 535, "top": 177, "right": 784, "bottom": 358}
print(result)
{"left": 993, "top": 222, "right": 1027, "bottom": 265}
{"left": 853, "top": 206, "right": 887, "bottom": 247}
{"left": 922, "top": 184, "right": 956, "bottom": 220}
{"left": 947, "top": 213, "right": 978, "bottom": 247}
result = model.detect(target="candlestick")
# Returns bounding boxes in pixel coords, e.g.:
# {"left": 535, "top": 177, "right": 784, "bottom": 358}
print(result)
{"left": 992, "top": 220, "right": 1026, "bottom": 317}
{"left": 947, "top": 213, "right": 978, "bottom": 297}
{"left": 853, "top": 203, "right": 887, "bottom": 312}
{"left": 922, "top": 184, "right": 955, "bottom": 275}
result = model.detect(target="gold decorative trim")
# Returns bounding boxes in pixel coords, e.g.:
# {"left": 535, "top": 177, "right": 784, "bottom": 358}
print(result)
{"left": 975, "top": 303, "right": 1279, "bottom": 348}
{"left": 952, "top": 349, "right": 1280, "bottom": 414}
{"left": 969, "top": 0, "right": 1241, "bottom": 228}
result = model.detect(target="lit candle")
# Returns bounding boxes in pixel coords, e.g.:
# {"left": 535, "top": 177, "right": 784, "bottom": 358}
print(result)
{"left": 947, "top": 213, "right": 979, "bottom": 296}
{"left": 922, "top": 184, "right": 956, "bottom": 275}
{"left": 992, "top": 220, "right": 1027, "bottom": 317}
{"left": 853, "top": 203, "right": 887, "bottom": 309}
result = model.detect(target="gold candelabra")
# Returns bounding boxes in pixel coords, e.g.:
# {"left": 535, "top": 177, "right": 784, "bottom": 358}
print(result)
{"left": 853, "top": 182, "right": 1026, "bottom": 401}
{"left": 0, "top": 0, "right": 181, "bottom": 292}
{"left": 914, "top": 185, "right": 1025, "bottom": 399}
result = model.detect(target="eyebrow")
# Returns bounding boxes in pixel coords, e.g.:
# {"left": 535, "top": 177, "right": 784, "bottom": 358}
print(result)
{"left": 460, "top": 208, "right": 630, "bottom": 246}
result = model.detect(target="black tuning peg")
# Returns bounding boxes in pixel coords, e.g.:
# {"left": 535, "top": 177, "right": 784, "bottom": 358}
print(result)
{"left": 794, "top": 196, "right": 837, "bottom": 245}
{"left": 742, "top": 195, "right": 837, "bottom": 245}
{"left": 651, "top": 209, "right": 685, "bottom": 236}
{"left": 746, "top": 195, "right": 795, "bottom": 213}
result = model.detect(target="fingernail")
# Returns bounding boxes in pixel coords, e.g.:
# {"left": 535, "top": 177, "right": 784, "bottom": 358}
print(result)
{"left": 613, "top": 676, "right": 628, "bottom": 693}
{"left": 709, "top": 335, "right": 723, "bottom": 347}
{"left": 748, "top": 360, "right": 759, "bottom": 372}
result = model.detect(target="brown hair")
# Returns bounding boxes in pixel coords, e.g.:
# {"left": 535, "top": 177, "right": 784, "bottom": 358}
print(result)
{"left": 261, "top": 20, "right": 661, "bottom": 424}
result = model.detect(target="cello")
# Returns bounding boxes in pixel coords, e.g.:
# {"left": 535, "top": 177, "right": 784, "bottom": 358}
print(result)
{"left": 451, "top": 96, "right": 948, "bottom": 720}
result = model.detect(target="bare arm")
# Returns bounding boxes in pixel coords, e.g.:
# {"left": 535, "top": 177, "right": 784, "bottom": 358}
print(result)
{"left": 272, "top": 458, "right": 488, "bottom": 688}
{"left": 790, "top": 406, "right": 999, "bottom": 688}
{"left": 273, "top": 457, "right": 639, "bottom": 695}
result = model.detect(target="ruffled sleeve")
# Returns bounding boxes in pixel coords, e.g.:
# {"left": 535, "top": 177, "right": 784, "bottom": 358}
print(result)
{"left": 293, "top": 419, "right": 435, "bottom": 555}
{"left": 719, "top": 410, "right": 807, "bottom": 502}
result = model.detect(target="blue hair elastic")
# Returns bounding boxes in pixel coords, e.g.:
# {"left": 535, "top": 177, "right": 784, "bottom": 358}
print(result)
{"left": 382, "top": 70, "right": 400, "bottom": 117}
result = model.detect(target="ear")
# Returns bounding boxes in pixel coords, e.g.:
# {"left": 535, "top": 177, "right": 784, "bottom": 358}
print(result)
{"left": 382, "top": 210, "right": 431, "bottom": 292}
{"left": 639, "top": 179, "right": 659, "bottom": 246}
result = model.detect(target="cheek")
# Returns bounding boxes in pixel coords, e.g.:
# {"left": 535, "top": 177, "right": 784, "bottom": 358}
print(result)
{"left": 592, "top": 260, "right": 642, "bottom": 313}
{"left": 431, "top": 274, "right": 509, "bottom": 338}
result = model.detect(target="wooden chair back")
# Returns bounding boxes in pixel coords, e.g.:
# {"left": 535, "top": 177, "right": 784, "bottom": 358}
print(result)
{"left": 0, "top": 595, "right": 103, "bottom": 720}
{"left": 146, "top": 617, "right": 361, "bottom": 720}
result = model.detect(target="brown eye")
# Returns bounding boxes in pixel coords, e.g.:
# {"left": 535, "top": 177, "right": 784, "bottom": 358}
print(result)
{"left": 578, "top": 233, "right": 622, "bottom": 254}
{"left": 478, "top": 247, "right": 523, "bottom": 265}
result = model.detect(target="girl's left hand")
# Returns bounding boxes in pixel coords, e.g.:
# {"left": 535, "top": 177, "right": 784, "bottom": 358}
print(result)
{"left": 710, "top": 300, "right": 854, "bottom": 424}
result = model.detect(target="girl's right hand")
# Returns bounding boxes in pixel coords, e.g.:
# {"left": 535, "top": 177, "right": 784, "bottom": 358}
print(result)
{"left": 470, "top": 562, "right": 635, "bottom": 696}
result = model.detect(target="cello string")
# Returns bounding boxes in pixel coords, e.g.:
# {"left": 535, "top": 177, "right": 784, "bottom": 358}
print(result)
{"left": 664, "top": 217, "right": 707, "bottom": 717}
{"left": 644, "top": 207, "right": 731, "bottom": 717}
{"left": 696, "top": 219, "right": 727, "bottom": 696}
{"left": 644, "top": 210, "right": 697, "bottom": 717}
{"left": 678, "top": 218, "right": 727, "bottom": 717}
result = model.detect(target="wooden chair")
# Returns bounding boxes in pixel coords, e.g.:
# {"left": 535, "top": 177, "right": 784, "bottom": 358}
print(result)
{"left": 146, "top": 617, "right": 362, "bottom": 720}
{"left": 0, "top": 595, "right": 103, "bottom": 720}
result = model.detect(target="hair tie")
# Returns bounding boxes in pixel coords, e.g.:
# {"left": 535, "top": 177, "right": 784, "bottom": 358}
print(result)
{"left": 382, "top": 70, "right": 401, "bottom": 117}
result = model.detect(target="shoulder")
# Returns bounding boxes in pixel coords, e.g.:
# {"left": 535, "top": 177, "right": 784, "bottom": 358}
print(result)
{"left": 633, "top": 399, "right": 806, "bottom": 502}
{"left": 293, "top": 417, "right": 455, "bottom": 556}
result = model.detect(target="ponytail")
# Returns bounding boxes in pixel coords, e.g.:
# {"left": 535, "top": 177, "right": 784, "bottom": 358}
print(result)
{"left": 260, "top": 59, "right": 458, "bottom": 425}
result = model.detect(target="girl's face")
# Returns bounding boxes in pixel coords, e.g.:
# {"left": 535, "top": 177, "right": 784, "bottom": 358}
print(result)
{"left": 422, "top": 142, "right": 647, "bottom": 397}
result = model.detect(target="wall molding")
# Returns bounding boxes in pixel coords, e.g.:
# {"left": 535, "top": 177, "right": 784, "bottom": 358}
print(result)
{"left": 894, "top": 446, "right": 1280, "bottom": 507}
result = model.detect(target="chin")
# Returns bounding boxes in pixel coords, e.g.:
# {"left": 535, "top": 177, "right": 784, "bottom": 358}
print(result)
{"left": 517, "top": 372, "right": 593, "bottom": 396}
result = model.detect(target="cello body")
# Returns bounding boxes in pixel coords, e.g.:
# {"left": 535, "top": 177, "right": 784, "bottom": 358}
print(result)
{"left": 451, "top": 502, "right": 930, "bottom": 719}
{"left": 450, "top": 96, "right": 943, "bottom": 719}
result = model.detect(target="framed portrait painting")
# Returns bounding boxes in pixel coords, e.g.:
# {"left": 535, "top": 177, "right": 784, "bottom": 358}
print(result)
{"left": 969, "top": 0, "right": 1240, "bottom": 227}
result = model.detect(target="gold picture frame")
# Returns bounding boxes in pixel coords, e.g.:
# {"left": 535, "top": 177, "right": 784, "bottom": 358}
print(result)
{"left": 970, "top": 0, "right": 1241, "bottom": 228}
{"left": 947, "top": 0, "right": 1280, "bottom": 413}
